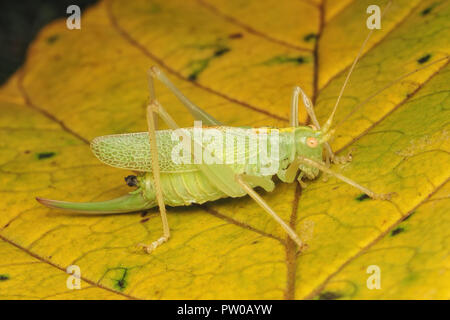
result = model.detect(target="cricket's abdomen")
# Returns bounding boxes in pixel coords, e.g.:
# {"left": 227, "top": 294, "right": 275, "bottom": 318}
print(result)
{"left": 140, "top": 169, "right": 244, "bottom": 207}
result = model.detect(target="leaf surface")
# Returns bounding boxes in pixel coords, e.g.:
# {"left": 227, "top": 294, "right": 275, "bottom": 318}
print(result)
{"left": 0, "top": 0, "right": 449, "bottom": 299}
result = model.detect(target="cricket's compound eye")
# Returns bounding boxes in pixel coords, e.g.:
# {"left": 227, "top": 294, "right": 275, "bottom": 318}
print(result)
{"left": 306, "top": 137, "right": 318, "bottom": 148}
{"left": 308, "top": 124, "right": 317, "bottom": 130}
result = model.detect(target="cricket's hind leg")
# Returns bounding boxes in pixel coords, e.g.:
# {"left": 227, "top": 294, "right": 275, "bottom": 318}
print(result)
{"left": 138, "top": 64, "right": 219, "bottom": 253}
{"left": 136, "top": 100, "right": 170, "bottom": 254}
{"left": 142, "top": 76, "right": 307, "bottom": 252}
{"left": 148, "top": 66, "right": 222, "bottom": 126}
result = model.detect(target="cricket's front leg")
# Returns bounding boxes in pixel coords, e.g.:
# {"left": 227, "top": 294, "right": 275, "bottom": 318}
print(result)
{"left": 330, "top": 149, "right": 353, "bottom": 165}
{"left": 297, "top": 156, "right": 395, "bottom": 200}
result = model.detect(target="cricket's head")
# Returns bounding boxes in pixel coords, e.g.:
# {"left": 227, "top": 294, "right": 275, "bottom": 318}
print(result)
{"left": 293, "top": 125, "right": 334, "bottom": 176}
{"left": 294, "top": 126, "right": 329, "bottom": 158}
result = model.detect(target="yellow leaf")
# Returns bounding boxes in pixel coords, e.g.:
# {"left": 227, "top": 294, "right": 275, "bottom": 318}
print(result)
{"left": 313, "top": 181, "right": 450, "bottom": 299}
{"left": 0, "top": 238, "right": 126, "bottom": 299}
{"left": 0, "top": 0, "right": 449, "bottom": 299}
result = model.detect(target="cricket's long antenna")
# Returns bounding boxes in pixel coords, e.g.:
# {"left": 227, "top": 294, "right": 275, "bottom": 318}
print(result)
{"left": 334, "top": 55, "right": 450, "bottom": 129}
{"left": 321, "top": 32, "right": 373, "bottom": 132}
{"left": 322, "top": 1, "right": 392, "bottom": 133}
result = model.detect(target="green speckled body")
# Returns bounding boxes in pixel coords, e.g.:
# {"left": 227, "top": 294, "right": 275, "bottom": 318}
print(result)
{"left": 91, "top": 126, "right": 323, "bottom": 208}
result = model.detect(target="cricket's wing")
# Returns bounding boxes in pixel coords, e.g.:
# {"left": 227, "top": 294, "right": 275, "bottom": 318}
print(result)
{"left": 90, "top": 127, "right": 256, "bottom": 173}
{"left": 90, "top": 131, "right": 196, "bottom": 172}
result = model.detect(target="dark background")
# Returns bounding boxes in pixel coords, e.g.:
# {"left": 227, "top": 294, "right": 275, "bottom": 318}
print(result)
{"left": 0, "top": 0, "right": 98, "bottom": 85}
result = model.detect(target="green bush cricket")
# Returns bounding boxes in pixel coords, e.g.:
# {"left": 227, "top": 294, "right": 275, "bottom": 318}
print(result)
{"left": 36, "top": 17, "right": 448, "bottom": 254}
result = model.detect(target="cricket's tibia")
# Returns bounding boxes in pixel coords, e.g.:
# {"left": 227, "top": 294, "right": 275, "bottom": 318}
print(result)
{"left": 36, "top": 192, "right": 154, "bottom": 214}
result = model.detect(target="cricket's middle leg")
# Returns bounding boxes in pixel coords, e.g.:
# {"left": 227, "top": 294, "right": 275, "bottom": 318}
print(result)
{"left": 235, "top": 174, "right": 305, "bottom": 249}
